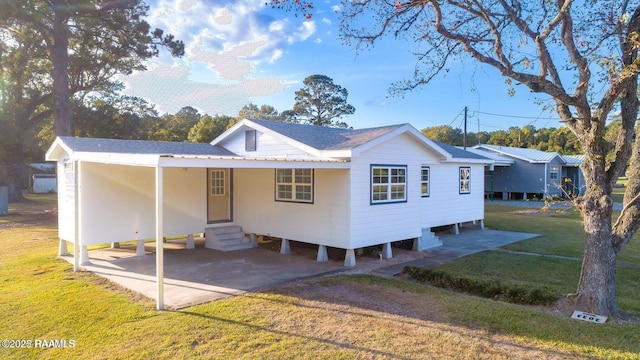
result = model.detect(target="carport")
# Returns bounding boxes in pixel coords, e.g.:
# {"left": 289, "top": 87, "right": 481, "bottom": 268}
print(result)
{"left": 46, "top": 137, "right": 349, "bottom": 310}
{"left": 60, "top": 237, "right": 345, "bottom": 309}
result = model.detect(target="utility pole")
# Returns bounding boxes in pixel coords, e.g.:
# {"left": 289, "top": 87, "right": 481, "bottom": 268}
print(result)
{"left": 463, "top": 106, "right": 468, "bottom": 150}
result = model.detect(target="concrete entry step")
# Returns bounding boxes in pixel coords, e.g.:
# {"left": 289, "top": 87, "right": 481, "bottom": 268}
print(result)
{"left": 204, "top": 226, "right": 254, "bottom": 252}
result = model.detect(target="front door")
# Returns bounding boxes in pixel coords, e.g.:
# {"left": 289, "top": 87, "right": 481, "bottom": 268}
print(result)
{"left": 207, "top": 168, "right": 232, "bottom": 223}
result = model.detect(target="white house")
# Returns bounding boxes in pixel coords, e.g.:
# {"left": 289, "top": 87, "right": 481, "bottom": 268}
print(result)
{"left": 46, "top": 119, "right": 489, "bottom": 309}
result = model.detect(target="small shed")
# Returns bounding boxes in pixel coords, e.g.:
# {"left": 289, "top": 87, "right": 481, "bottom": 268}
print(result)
{"left": 32, "top": 174, "right": 57, "bottom": 194}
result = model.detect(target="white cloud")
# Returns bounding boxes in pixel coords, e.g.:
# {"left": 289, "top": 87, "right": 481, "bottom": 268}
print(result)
{"left": 119, "top": 0, "right": 317, "bottom": 115}
{"left": 119, "top": 63, "right": 285, "bottom": 116}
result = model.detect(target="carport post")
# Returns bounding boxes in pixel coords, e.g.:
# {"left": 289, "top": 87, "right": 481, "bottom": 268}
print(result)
{"left": 73, "top": 160, "right": 81, "bottom": 272}
{"left": 156, "top": 166, "right": 164, "bottom": 310}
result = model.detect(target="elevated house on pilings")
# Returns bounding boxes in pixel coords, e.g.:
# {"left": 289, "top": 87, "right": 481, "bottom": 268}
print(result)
{"left": 469, "top": 144, "right": 585, "bottom": 200}
{"left": 46, "top": 119, "right": 489, "bottom": 309}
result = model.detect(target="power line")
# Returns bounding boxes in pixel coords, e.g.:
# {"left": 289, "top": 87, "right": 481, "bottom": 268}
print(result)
{"left": 473, "top": 110, "right": 559, "bottom": 120}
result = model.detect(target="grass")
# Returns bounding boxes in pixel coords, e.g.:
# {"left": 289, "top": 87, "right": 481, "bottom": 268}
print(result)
{"left": 1, "top": 194, "right": 640, "bottom": 359}
{"left": 484, "top": 204, "right": 640, "bottom": 265}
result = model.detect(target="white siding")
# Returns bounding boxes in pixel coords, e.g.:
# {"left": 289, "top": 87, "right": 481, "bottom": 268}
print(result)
{"left": 78, "top": 163, "right": 206, "bottom": 246}
{"left": 220, "top": 126, "right": 311, "bottom": 158}
{"left": 233, "top": 168, "right": 350, "bottom": 247}
{"left": 419, "top": 163, "right": 485, "bottom": 228}
{"left": 33, "top": 176, "right": 57, "bottom": 193}
{"left": 349, "top": 134, "right": 443, "bottom": 249}
{"left": 57, "top": 161, "right": 75, "bottom": 242}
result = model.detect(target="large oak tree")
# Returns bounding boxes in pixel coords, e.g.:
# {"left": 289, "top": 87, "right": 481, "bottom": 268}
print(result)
{"left": 274, "top": 0, "right": 640, "bottom": 319}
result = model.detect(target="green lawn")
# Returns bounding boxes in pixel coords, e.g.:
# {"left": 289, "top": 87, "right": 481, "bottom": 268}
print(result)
{"left": 1, "top": 194, "right": 640, "bottom": 359}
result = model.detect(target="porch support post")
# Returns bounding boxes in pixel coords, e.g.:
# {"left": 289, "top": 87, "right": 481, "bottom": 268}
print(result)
{"left": 453, "top": 223, "right": 459, "bottom": 235}
{"left": 58, "top": 239, "right": 69, "bottom": 256}
{"left": 74, "top": 160, "right": 81, "bottom": 272}
{"left": 382, "top": 242, "right": 392, "bottom": 259}
{"left": 250, "top": 233, "right": 258, "bottom": 247}
{"left": 344, "top": 249, "right": 356, "bottom": 267}
{"left": 479, "top": 219, "right": 485, "bottom": 229}
{"left": 316, "top": 245, "right": 328, "bottom": 262}
{"left": 80, "top": 245, "right": 90, "bottom": 265}
{"left": 186, "top": 234, "right": 195, "bottom": 249}
{"left": 136, "top": 240, "right": 145, "bottom": 256}
{"left": 155, "top": 166, "right": 165, "bottom": 311}
{"left": 280, "top": 238, "right": 290, "bottom": 255}
{"left": 111, "top": 242, "right": 120, "bottom": 249}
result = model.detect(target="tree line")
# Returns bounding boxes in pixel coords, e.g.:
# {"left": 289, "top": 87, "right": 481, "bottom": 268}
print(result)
{"left": 421, "top": 124, "right": 582, "bottom": 154}
{"left": 422, "top": 121, "right": 625, "bottom": 158}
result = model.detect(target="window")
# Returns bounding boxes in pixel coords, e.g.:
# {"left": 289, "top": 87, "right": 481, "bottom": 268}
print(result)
{"left": 275, "top": 169, "right": 314, "bottom": 203}
{"left": 63, "top": 160, "right": 74, "bottom": 172}
{"left": 210, "top": 170, "right": 226, "bottom": 196}
{"left": 459, "top": 167, "right": 470, "bottom": 194}
{"left": 245, "top": 130, "right": 257, "bottom": 151}
{"left": 371, "top": 165, "right": 407, "bottom": 204}
{"left": 421, "top": 166, "right": 430, "bottom": 197}
{"left": 550, "top": 166, "right": 559, "bottom": 181}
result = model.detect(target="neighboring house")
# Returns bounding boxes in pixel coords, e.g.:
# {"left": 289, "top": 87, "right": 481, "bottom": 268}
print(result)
{"left": 46, "top": 119, "right": 489, "bottom": 307}
{"left": 470, "top": 144, "right": 585, "bottom": 200}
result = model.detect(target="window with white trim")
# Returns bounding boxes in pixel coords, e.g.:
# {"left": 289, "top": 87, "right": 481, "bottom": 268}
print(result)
{"left": 371, "top": 165, "right": 407, "bottom": 204}
{"left": 210, "top": 169, "right": 225, "bottom": 196}
{"left": 459, "top": 167, "right": 471, "bottom": 194}
{"left": 275, "top": 169, "right": 314, "bottom": 203}
{"left": 550, "top": 166, "right": 559, "bottom": 181}
{"left": 63, "top": 160, "right": 74, "bottom": 172}
{"left": 421, "top": 166, "right": 430, "bottom": 197}
{"left": 245, "top": 130, "right": 256, "bottom": 151}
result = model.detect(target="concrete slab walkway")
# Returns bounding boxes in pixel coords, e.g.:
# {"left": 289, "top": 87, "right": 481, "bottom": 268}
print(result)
{"left": 61, "top": 239, "right": 345, "bottom": 309}
{"left": 372, "top": 228, "right": 539, "bottom": 277}
{"left": 61, "top": 228, "right": 538, "bottom": 309}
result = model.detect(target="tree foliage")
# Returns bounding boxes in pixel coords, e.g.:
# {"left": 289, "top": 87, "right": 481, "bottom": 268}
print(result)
{"left": 292, "top": 74, "right": 355, "bottom": 128}
{"left": 0, "top": 0, "right": 184, "bottom": 136}
{"left": 422, "top": 124, "right": 583, "bottom": 154}
{"left": 188, "top": 114, "right": 234, "bottom": 143}
{"left": 238, "top": 103, "right": 283, "bottom": 122}
{"left": 274, "top": 0, "right": 640, "bottom": 318}
{"left": 0, "top": 0, "right": 183, "bottom": 200}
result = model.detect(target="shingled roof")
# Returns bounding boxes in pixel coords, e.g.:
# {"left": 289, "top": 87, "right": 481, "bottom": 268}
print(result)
{"left": 56, "top": 136, "right": 236, "bottom": 157}
{"left": 429, "top": 141, "right": 490, "bottom": 160}
{"left": 247, "top": 119, "right": 405, "bottom": 151}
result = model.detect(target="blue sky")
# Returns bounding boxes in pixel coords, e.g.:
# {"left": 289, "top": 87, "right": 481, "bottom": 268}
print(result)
{"left": 118, "top": 0, "right": 565, "bottom": 132}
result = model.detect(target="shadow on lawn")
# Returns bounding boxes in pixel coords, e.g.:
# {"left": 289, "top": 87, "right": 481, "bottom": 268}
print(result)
{"left": 239, "top": 275, "right": 640, "bottom": 358}
{"left": 178, "top": 281, "right": 574, "bottom": 359}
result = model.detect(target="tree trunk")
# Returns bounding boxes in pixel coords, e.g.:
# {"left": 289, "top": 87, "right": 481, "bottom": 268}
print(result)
{"left": 573, "top": 206, "right": 619, "bottom": 316}
{"left": 6, "top": 165, "right": 26, "bottom": 202}
{"left": 572, "top": 145, "right": 619, "bottom": 317}
{"left": 51, "top": 3, "right": 72, "bottom": 136}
